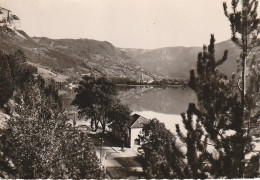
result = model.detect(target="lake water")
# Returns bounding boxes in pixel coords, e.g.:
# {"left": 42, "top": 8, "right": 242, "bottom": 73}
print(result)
{"left": 117, "top": 86, "right": 197, "bottom": 115}
{"left": 117, "top": 86, "right": 197, "bottom": 133}
{"left": 117, "top": 86, "right": 260, "bottom": 157}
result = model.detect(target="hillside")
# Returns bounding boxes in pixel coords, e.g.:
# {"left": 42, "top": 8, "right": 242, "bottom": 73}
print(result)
{"left": 0, "top": 8, "right": 160, "bottom": 82}
{"left": 119, "top": 48, "right": 150, "bottom": 58}
{"left": 122, "top": 40, "right": 245, "bottom": 79}
{"left": 32, "top": 37, "right": 160, "bottom": 81}
{"left": 0, "top": 27, "right": 160, "bottom": 81}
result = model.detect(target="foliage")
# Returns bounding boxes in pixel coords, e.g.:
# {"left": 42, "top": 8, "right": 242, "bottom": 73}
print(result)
{"left": 177, "top": 35, "right": 252, "bottom": 178}
{"left": 0, "top": 49, "right": 102, "bottom": 178}
{"left": 138, "top": 119, "right": 185, "bottom": 179}
{"left": 0, "top": 50, "right": 37, "bottom": 108}
{"left": 223, "top": 0, "right": 260, "bottom": 134}
{"left": 223, "top": 0, "right": 260, "bottom": 50}
{"left": 73, "top": 75, "right": 118, "bottom": 133}
{"left": 8, "top": 50, "right": 38, "bottom": 88}
{"left": 106, "top": 100, "right": 132, "bottom": 148}
{"left": 224, "top": 0, "right": 260, "bottom": 176}
{"left": 246, "top": 55, "right": 260, "bottom": 129}
{"left": 244, "top": 154, "right": 259, "bottom": 178}
{"left": 0, "top": 51, "right": 13, "bottom": 108}
{"left": 1, "top": 76, "right": 102, "bottom": 179}
{"left": 0, "top": 129, "right": 17, "bottom": 178}
{"left": 0, "top": 49, "right": 38, "bottom": 177}
{"left": 73, "top": 75, "right": 132, "bottom": 151}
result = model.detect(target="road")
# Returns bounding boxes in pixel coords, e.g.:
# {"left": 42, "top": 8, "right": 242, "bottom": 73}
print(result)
{"left": 88, "top": 132, "right": 143, "bottom": 179}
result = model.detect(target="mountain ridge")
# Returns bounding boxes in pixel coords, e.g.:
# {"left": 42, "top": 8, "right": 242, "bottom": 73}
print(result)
{"left": 122, "top": 39, "right": 244, "bottom": 79}
{"left": 1, "top": 6, "right": 257, "bottom": 82}
{"left": 0, "top": 26, "right": 160, "bottom": 82}
{"left": 0, "top": 23, "right": 248, "bottom": 81}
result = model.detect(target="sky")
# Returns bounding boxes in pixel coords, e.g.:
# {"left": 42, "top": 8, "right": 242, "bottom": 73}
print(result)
{"left": 0, "top": 0, "right": 232, "bottom": 49}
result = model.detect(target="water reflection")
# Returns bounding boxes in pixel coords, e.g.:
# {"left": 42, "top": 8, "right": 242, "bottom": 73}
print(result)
{"left": 117, "top": 86, "right": 197, "bottom": 115}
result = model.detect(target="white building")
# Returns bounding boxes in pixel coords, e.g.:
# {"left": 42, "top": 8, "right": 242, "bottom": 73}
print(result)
{"left": 111, "top": 114, "right": 149, "bottom": 148}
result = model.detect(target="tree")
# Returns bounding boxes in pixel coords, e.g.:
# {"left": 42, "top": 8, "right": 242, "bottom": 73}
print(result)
{"left": 106, "top": 100, "right": 132, "bottom": 150}
{"left": 223, "top": 0, "right": 260, "bottom": 130}
{"left": 138, "top": 119, "right": 185, "bottom": 179}
{"left": 246, "top": 55, "right": 260, "bottom": 130}
{"left": 177, "top": 35, "right": 252, "bottom": 178}
{"left": 0, "top": 51, "right": 13, "bottom": 108}
{"left": 73, "top": 75, "right": 132, "bottom": 155}
{"left": 244, "top": 154, "right": 259, "bottom": 178}
{"left": 0, "top": 49, "right": 38, "bottom": 177}
{"left": 0, "top": 50, "right": 37, "bottom": 108}
{"left": 223, "top": 0, "right": 260, "bottom": 176}
{"left": 223, "top": 0, "right": 260, "bottom": 107}
{"left": 0, "top": 129, "right": 17, "bottom": 178}
{"left": 8, "top": 50, "right": 37, "bottom": 89}
{"left": 73, "top": 75, "right": 117, "bottom": 133}
{"left": 176, "top": 104, "right": 210, "bottom": 178}
{"left": 0, "top": 76, "right": 102, "bottom": 178}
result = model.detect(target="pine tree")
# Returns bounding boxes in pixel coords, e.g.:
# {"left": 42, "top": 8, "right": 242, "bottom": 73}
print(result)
{"left": 139, "top": 119, "right": 185, "bottom": 179}
{"left": 176, "top": 103, "right": 209, "bottom": 178}
{"left": 246, "top": 55, "right": 260, "bottom": 131}
{"left": 223, "top": 0, "right": 260, "bottom": 132}
{"left": 176, "top": 35, "right": 252, "bottom": 178}
{"left": 223, "top": 0, "right": 260, "bottom": 176}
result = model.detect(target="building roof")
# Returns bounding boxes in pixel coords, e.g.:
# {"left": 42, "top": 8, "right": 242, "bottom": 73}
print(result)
{"left": 129, "top": 114, "right": 149, "bottom": 129}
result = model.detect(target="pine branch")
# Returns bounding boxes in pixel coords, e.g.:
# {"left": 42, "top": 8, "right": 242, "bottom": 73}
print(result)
{"left": 215, "top": 50, "right": 228, "bottom": 67}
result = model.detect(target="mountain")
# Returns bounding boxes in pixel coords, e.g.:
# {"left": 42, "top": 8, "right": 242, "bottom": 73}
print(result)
{"left": 123, "top": 40, "right": 243, "bottom": 79}
{"left": 129, "top": 46, "right": 201, "bottom": 79}
{"left": 0, "top": 7, "right": 161, "bottom": 82}
{"left": 32, "top": 37, "right": 160, "bottom": 80}
{"left": 0, "top": 27, "right": 159, "bottom": 81}
{"left": 1, "top": 7, "right": 258, "bottom": 82}
{"left": 119, "top": 48, "right": 150, "bottom": 58}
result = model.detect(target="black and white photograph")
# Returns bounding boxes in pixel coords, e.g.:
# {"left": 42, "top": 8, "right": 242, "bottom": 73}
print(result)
{"left": 0, "top": 0, "right": 260, "bottom": 179}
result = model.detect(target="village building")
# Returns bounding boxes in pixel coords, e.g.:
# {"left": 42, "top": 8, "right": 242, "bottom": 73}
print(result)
{"left": 112, "top": 113, "right": 149, "bottom": 148}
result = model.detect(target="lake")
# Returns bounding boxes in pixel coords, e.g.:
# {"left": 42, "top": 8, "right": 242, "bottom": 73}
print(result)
{"left": 117, "top": 86, "right": 197, "bottom": 115}
{"left": 117, "top": 86, "right": 197, "bottom": 133}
